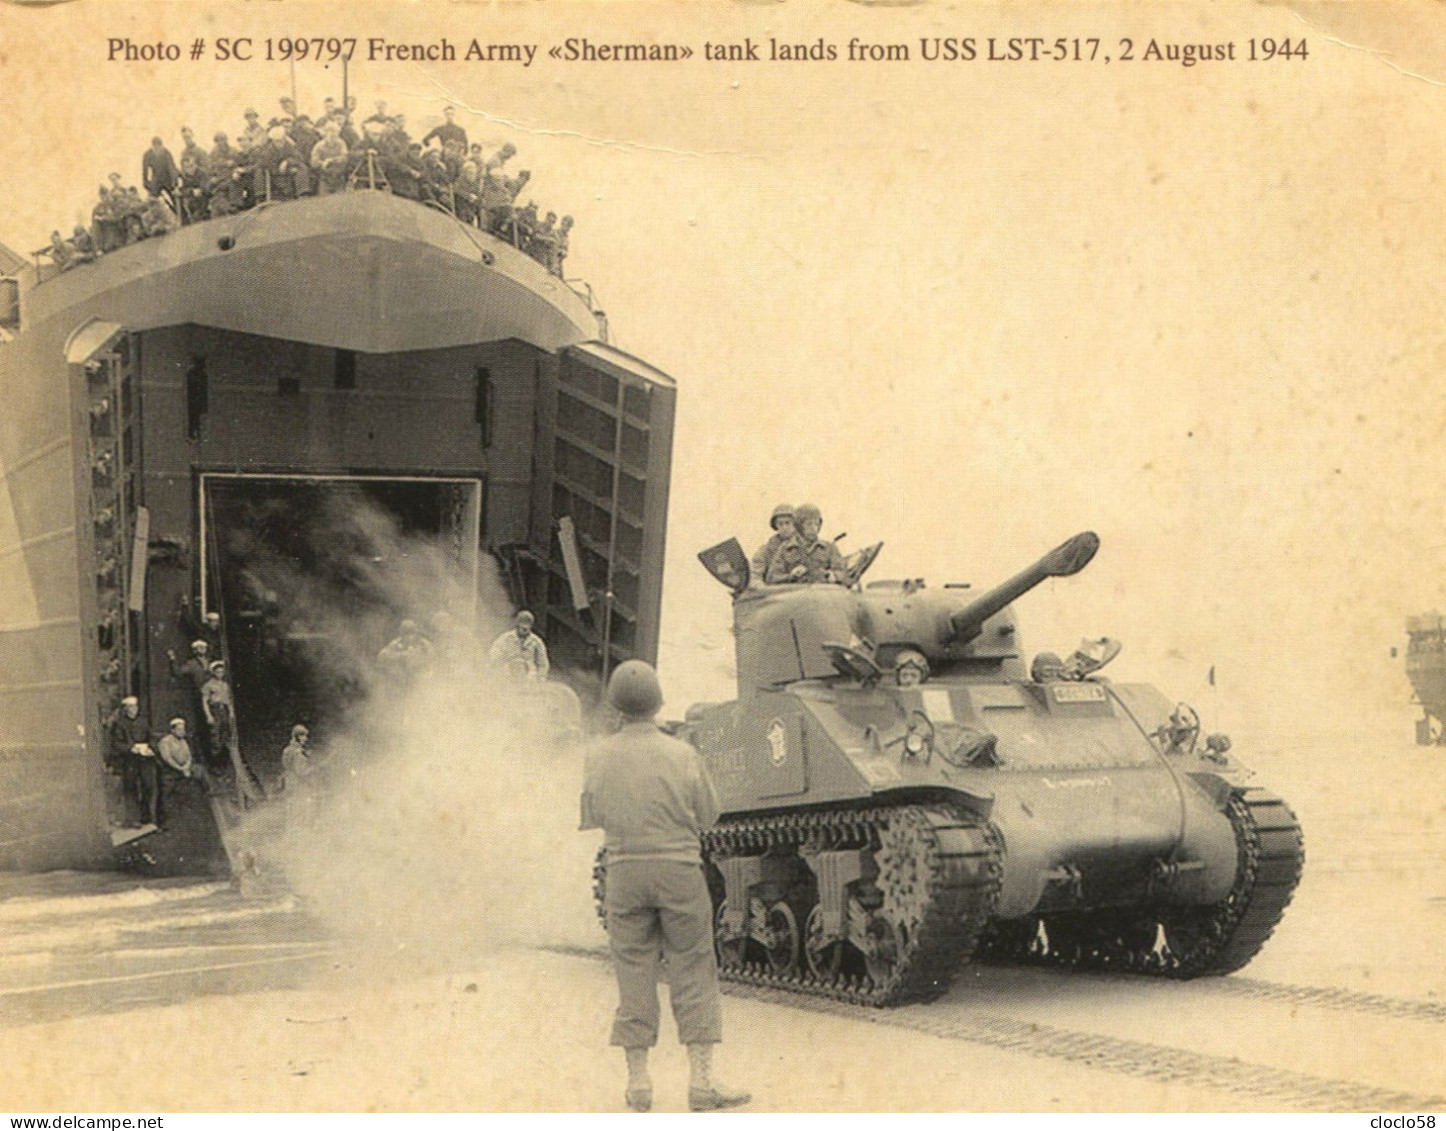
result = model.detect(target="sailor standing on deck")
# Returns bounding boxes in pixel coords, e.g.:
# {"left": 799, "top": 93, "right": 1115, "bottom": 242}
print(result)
{"left": 168, "top": 639, "right": 213, "bottom": 759}
{"left": 581, "top": 661, "right": 751, "bottom": 1113}
{"left": 422, "top": 105, "right": 469, "bottom": 152}
{"left": 107, "top": 695, "right": 159, "bottom": 828}
{"left": 201, "top": 660, "right": 236, "bottom": 767}
{"left": 141, "top": 137, "right": 178, "bottom": 211}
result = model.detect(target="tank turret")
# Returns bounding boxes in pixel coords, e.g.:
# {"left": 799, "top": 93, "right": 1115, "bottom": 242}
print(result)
{"left": 719, "top": 531, "right": 1098, "bottom": 693}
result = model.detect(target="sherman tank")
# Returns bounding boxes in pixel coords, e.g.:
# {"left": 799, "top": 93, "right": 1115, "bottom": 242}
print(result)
{"left": 678, "top": 531, "right": 1304, "bottom": 1005}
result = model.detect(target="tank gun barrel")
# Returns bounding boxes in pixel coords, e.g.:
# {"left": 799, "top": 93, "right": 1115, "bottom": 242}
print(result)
{"left": 947, "top": 531, "right": 1099, "bottom": 644}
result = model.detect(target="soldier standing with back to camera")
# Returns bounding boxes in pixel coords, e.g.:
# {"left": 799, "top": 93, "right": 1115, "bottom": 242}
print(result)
{"left": 581, "top": 660, "right": 750, "bottom": 1113}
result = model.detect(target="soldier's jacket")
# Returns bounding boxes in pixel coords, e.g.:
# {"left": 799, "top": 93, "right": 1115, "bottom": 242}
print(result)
{"left": 750, "top": 531, "right": 790, "bottom": 581}
{"left": 179, "top": 143, "right": 209, "bottom": 180}
{"left": 764, "top": 535, "right": 846, "bottom": 584}
{"left": 310, "top": 135, "right": 350, "bottom": 170}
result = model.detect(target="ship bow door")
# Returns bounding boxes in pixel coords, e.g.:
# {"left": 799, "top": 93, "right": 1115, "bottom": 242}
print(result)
{"left": 534, "top": 342, "right": 676, "bottom": 676}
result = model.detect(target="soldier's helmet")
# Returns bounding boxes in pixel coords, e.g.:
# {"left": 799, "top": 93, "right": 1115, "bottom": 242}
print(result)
{"left": 794, "top": 503, "right": 822, "bottom": 528}
{"left": 607, "top": 660, "right": 663, "bottom": 719}
{"left": 770, "top": 503, "right": 794, "bottom": 530}
{"left": 895, "top": 649, "right": 930, "bottom": 685}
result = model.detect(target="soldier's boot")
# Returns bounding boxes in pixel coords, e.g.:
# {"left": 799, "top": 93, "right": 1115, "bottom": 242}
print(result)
{"left": 623, "top": 1047, "right": 651, "bottom": 1112}
{"left": 687, "top": 1043, "right": 751, "bottom": 1112}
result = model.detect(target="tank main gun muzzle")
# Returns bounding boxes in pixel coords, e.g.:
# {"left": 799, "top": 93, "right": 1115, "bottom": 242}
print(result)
{"left": 947, "top": 531, "right": 1100, "bottom": 645}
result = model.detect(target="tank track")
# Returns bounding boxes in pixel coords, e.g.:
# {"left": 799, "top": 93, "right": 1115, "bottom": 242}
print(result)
{"left": 978, "top": 786, "right": 1304, "bottom": 978}
{"left": 703, "top": 803, "right": 1002, "bottom": 1007}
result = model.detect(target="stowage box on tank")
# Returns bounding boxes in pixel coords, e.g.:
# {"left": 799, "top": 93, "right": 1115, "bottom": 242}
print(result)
{"left": 679, "top": 531, "right": 1304, "bottom": 1006}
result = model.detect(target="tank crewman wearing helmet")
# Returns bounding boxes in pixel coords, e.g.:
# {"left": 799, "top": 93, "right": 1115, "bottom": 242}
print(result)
{"left": 763, "top": 502, "right": 846, "bottom": 585}
{"left": 895, "top": 649, "right": 930, "bottom": 687}
{"left": 488, "top": 610, "right": 550, "bottom": 681}
{"left": 749, "top": 504, "right": 795, "bottom": 583}
{"left": 581, "top": 660, "right": 750, "bottom": 1113}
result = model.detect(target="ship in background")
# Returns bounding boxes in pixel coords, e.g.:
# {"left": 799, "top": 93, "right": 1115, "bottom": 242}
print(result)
{"left": 1406, "top": 612, "right": 1446, "bottom": 745}
{"left": 0, "top": 105, "right": 677, "bottom": 875}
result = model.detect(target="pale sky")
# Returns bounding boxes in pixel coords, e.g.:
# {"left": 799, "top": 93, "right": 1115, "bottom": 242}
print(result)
{"left": 2, "top": 1, "right": 1443, "bottom": 729}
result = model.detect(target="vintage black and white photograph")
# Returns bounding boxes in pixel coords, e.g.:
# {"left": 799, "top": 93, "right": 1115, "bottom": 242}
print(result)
{"left": 0, "top": 0, "right": 1442, "bottom": 1115}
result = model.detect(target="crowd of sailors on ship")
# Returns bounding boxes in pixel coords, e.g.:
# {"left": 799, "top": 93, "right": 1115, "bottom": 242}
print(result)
{"left": 41, "top": 98, "right": 573, "bottom": 278}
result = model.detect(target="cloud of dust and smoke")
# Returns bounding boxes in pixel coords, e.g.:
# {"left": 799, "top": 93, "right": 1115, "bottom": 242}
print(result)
{"left": 218, "top": 490, "right": 606, "bottom": 973}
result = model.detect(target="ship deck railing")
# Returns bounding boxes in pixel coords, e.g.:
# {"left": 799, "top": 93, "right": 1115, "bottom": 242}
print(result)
{"left": 26, "top": 165, "right": 604, "bottom": 331}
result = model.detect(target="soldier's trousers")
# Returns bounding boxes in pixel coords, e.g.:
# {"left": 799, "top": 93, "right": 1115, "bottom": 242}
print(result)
{"left": 605, "top": 859, "right": 723, "bottom": 1048}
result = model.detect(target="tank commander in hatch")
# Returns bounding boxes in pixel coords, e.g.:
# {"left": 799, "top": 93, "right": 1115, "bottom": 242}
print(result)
{"left": 749, "top": 503, "right": 794, "bottom": 583}
{"left": 580, "top": 660, "right": 751, "bottom": 1113}
{"left": 763, "top": 502, "right": 846, "bottom": 585}
{"left": 489, "top": 609, "right": 550, "bottom": 681}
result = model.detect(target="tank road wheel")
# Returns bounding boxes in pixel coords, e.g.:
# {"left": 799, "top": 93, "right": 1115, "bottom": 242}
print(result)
{"left": 714, "top": 900, "right": 751, "bottom": 970}
{"left": 759, "top": 900, "right": 801, "bottom": 977}
{"left": 714, "top": 897, "right": 800, "bottom": 976}
{"left": 860, "top": 914, "right": 904, "bottom": 988}
{"left": 803, "top": 904, "right": 846, "bottom": 983}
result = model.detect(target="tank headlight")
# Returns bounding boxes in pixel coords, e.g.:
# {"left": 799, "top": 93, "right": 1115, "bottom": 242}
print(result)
{"left": 904, "top": 730, "right": 926, "bottom": 757}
